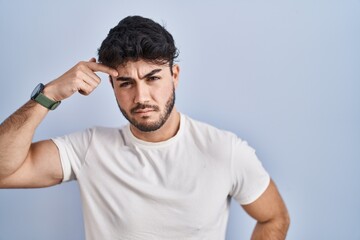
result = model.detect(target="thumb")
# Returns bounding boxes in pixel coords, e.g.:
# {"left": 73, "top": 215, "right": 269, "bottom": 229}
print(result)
{"left": 89, "top": 57, "right": 96, "bottom": 63}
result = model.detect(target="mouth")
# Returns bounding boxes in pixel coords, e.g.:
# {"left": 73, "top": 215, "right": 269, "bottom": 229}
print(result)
{"left": 133, "top": 108, "right": 155, "bottom": 114}
{"left": 131, "top": 103, "right": 159, "bottom": 115}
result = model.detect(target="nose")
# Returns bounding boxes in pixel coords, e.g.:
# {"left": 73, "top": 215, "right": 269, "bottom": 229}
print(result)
{"left": 133, "top": 83, "right": 150, "bottom": 104}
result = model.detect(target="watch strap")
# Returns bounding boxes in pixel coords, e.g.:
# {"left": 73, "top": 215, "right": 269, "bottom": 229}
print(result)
{"left": 33, "top": 92, "right": 61, "bottom": 110}
{"left": 31, "top": 83, "right": 61, "bottom": 110}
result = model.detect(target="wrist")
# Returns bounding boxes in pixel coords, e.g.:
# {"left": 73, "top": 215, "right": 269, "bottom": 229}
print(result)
{"left": 30, "top": 83, "right": 61, "bottom": 110}
{"left": 42, "top": 84, "right": 60, "bottom": 102}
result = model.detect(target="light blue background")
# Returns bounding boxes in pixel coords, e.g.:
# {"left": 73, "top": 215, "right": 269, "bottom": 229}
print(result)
{"left": 0, "top": 0, "right": 359, "bottom": 239}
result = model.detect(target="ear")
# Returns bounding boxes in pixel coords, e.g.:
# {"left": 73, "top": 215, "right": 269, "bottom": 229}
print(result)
{"left": 109, "top": 75, "right": 114, "bottom": 88}
{"left": 172, "top": 64, "right": 180, "bottom": 88}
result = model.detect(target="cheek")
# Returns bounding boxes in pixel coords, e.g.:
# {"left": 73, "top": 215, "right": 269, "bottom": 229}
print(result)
{"left": 153, "top": 85, "right": 173, "bottom": 104}
{"left": 114, "top": 90, "right": 130, "bottom": 107}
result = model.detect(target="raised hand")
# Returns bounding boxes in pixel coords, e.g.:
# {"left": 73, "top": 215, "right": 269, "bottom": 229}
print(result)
{"left": 43, "top": 58, "right": 118, "bottom": 101}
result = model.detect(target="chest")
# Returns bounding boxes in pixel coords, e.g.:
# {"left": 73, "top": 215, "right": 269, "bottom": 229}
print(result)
{"left": 78, "top": 143, "right": 232, "bottom": 228}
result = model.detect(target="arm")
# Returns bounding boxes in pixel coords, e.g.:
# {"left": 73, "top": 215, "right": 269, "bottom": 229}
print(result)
{"left": 242, "top": 179, "right": 290, "bottom": 240}
{"left": 0, "top": 58, "right": 118, "bottom": 188}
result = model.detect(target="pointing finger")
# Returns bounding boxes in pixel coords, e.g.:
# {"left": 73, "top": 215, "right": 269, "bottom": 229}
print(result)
{"left": 87, "top": 62, "right": 118, "bottom": 77}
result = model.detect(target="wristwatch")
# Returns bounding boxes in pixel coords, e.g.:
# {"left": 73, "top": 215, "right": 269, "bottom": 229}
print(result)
{"left": 31, "top": 83, "right": 61, "bottom": 110}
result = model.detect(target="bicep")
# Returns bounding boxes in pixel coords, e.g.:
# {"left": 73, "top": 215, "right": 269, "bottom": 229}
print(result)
{"left": 241, "top": 179, "right": 288, "bottom": 223}
{"left": 0, "top": 140, "right": 63, "bottom": 188}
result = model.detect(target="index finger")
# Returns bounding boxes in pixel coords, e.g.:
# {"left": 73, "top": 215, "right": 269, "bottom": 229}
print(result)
{"left": 87, "top": 61, "right": 118, "bottom": 77}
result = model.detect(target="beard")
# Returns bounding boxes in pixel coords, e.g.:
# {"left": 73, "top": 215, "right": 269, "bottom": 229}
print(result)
{"left": 119, "top": 87, "right": 176, "bottom": 132}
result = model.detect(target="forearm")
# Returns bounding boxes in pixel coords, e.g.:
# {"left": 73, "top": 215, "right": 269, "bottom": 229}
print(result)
{"left": 0, "top": 60, "right": 117, "bottom": 179}
{"left": 251, "top": 217, "right": 290, "bottom": 240}
{"left": 0, "top": 100, "right": 48, "bottom": 177}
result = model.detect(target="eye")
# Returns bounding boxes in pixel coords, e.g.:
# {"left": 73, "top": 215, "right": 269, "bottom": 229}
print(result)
{"left": 119, "top": 82, "right": 133, "bottom": 88}
{"left": 148, "top": 76, "right": 161, "bottom": 81}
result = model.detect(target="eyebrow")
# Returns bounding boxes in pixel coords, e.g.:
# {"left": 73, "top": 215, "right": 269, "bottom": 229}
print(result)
{"left": 116, "top": 69, "right": 162, "bottom": 81}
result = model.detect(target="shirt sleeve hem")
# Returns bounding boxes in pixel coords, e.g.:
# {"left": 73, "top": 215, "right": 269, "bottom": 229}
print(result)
{"left": 51, "top": 138, "right": 72, "bottom": 183}
{"left": 238, "top": 174, "right": 271, "bottom": 205}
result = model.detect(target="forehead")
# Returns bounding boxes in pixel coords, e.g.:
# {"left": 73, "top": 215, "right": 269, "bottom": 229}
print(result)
{"left": 115, "top": 60, "right": 168, "bottom": 76}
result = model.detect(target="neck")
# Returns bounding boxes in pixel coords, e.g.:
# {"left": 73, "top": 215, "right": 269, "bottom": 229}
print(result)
{"left": 130, "top": 108, "right": 180, "bottom": 142}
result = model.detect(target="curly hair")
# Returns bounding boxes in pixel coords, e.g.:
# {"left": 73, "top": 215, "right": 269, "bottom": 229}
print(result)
{"left": 98, "top": 16, "right": 179, "bottom": 74}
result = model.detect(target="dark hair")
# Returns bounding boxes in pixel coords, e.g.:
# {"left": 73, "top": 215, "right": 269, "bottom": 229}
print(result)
{"left": 98, "top": 16, "right": 179, "bottom": 73}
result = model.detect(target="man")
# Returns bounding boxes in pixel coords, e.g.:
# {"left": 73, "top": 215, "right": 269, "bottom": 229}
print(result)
{"left": 0, "top": 16, "right": 289, "bottom": 239}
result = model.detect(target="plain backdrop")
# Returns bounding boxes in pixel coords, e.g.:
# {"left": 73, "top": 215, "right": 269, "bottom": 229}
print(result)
{"left": 0, "top": 0, "right": 359, "bottom": 239}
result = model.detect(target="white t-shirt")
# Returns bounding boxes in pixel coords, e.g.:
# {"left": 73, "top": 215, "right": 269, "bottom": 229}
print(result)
{"left": 52, "top": 113, "right": 270, "bottom": 240}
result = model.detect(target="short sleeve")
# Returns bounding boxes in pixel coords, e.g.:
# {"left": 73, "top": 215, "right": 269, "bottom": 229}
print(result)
{"left": 51, "top": 128, "right": 93, "bottom": 182}
{"left": 229, "top": 138, "right": 270, "bottom": 205}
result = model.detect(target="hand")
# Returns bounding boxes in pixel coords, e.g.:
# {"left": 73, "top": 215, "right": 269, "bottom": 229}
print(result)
{"left": 43, "top": 58, "right": 118, "bottom": 101}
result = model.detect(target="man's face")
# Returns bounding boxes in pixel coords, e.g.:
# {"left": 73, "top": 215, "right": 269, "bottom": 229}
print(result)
{"left": 111, "top": 60, "right": 179, "bottom": 132}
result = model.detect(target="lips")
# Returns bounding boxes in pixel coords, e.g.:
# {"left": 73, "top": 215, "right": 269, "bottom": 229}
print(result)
{"left": 134, "top": 108, "right": 155, "bottom": 114}
{"left": 131, "top": 103, "right": 159, "bottom": 114}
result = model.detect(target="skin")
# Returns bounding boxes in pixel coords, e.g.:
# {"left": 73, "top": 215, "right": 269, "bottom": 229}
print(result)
{"left": 244, "top": 180, "right": 290, "bottom": 239}
{"left": 111, "top": 60, "right": 180, "bottom": 142}
{"left": 0, "top": 58, "right": 118, "bottom": 186}
{"left": 0, "top": 58, "right": 289, "bottom": 239}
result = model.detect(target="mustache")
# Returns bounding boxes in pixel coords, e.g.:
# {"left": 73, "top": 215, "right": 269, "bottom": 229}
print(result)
{"left": 130, "top": 103, "right": 160, "bottom": 114}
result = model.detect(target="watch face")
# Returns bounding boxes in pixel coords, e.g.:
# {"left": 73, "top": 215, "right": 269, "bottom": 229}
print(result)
{"left": 31, "top": 83, "right": 44, "bottom": 99}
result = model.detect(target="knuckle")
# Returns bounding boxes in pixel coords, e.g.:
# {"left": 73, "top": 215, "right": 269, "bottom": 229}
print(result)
{"left": 71, "top": 86, "right": 78, "bottom": 94}
{"left": 71, "top": 81, "right": 81, "bottom": 92}
{"left": 76, "top": 62, "right": 87, "bottom": 71}
{"left": 73, "top": 78, "right": 82, "bottom": 85}
{"left": 74, "top": 71, "right": 82, "bottom": 78}
{"left": 76, "top": 64, "right": 84, "bottom": 71}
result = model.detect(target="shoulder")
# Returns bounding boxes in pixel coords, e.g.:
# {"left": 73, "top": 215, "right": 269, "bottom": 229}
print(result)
{"left": 90, "top": 126, "right": 122, "bottom": 136}
{"left": 85, "top": 126, "right": 126, "bottom": 143}
{"left": 182, "top": 114, "right": 240, "bottom": 145}
{"left": 183, "top": 114, "right": 238, "bottom": 139}
{"left": 55, "top": 126, "right": 124, "bottom": 144}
